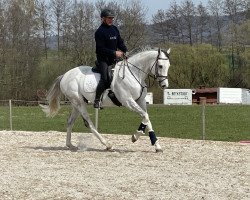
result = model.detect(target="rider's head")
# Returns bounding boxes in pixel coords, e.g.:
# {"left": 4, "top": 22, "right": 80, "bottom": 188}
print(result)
{"left": 101, "top": 8, "right": 115, "bottom": 26}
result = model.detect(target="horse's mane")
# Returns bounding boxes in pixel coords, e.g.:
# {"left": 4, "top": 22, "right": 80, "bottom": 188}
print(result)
{"left": 127, "top": 46, "right": 155, "bottom": 58}
{"left": 127, "top": 46, "right": 169, "bottom": 58}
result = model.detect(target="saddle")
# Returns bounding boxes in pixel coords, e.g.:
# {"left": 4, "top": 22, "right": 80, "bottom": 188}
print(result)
{"left": 92, "top": 61, "right": 114, "bottom": 84}
{"left": 90, "top": 61, "right": 121, "bottom": 107}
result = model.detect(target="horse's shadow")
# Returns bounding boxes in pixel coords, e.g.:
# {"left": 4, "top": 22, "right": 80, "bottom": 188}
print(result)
{"left": 25, "top": 146, "right": 137, "bottom": 153}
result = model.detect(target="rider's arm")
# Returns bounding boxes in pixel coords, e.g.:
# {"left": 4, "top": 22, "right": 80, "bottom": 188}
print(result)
{"left": 115, "top": 27, "right": 127, "bottom": 53}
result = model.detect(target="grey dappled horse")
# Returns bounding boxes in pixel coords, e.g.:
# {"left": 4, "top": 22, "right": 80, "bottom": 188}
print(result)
{"left": 41, "top": 48, "right": 171, "bottom": 152}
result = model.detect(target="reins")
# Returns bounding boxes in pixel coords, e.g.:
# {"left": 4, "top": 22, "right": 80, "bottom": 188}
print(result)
{"left": 119, "top": 51, "right": 169, "bottom": 89}
{"left": 126, "top": 59, "right": 156, "bottom": 88}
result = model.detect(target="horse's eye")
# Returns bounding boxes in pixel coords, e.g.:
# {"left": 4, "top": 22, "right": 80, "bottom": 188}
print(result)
{"left": 158, "top": 65, "right": 163, "bottom": 69}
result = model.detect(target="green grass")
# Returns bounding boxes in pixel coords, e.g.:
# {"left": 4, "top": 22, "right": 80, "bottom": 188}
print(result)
{"left": 0, "top": 104, "right": 249, "bottom": 142}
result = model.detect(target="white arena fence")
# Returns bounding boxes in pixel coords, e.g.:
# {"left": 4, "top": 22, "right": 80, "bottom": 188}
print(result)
{"left": 0, "top": 99, "right": 89, "bottom": 132}
{"left": 0, "top": 99, "right": 209, "bottom": 139}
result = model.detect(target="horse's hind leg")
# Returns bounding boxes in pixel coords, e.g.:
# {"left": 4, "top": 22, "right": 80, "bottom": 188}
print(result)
{"left": 66, "top": 107, "right": 79, "bottom": 149}
{"left": 81, "top": 109, "right": 112, "bottom": 150}
{"left": 71, "top": 97, "right": 112, "bottom": 150}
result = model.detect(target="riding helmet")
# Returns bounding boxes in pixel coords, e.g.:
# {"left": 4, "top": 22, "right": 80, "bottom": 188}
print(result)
{"left": 100, "top": 8, "right": 115, "bottom": 18}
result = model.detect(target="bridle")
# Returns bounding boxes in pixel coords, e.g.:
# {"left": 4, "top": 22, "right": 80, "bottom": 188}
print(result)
{"left": 150, "top": 52, "right": 170, "bottom": 84}
{"left": 121, "top": 50, "right": 170, "bottom": 88}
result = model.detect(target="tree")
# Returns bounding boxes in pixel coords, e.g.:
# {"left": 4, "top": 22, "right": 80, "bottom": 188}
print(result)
{"left": 67, "top": 1, "right": 95, "bottom": 65}
{"left": 223, "top": 0, "right": 248, "bottom": 87}
{"left": 166, "top": 1, "right": 183, "bottom": 44}
{"left": 225, "top": 19, "right": 250, "bottom": 88}
{"left": 0, "top": 0, "right": 8, "bottom": 99}
{"left": 3, "top": 0, "right": 41, "bottom": 99}
{"left": 168, "top": 44, "right": 228, "bottom": 88}
{"left": 180, "top": 0, "right": 196, "bottom": 46}
{"left": 37, "top": 0, "right": 51, "bottom": 59}
{"left": 120, "top": 0, "right": 147, "bottom": 49}
{"left": 152, "top": 10, "right": 169, "bottom": 44}
{"left": 50, "top": 0, "right": 72, "bottom": 54}
{"left": 208, "top": 0, "right": 224, "bottom": 51}
{"left": 196, "top": 3, "right": 209, "bottom": 44}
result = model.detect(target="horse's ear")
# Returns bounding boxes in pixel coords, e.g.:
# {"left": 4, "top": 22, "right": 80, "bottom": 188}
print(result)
{"left": 167, "top": 48, "right": 171, "bottom": 55}
{"left": 158, "top": 48, "right": 161, "bottom": 54}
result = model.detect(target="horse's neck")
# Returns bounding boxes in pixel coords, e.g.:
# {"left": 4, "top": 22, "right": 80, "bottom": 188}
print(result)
{"left": 127, "top": 51, "right": 157, "bottom": 80}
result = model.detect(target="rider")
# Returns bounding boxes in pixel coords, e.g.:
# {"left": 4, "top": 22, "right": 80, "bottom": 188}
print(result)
{"left": 93, "top": 8, "right": 127, "bottom": 108}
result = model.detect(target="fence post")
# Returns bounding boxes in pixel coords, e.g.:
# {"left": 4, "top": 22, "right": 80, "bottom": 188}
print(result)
{"left": 200, "top": 97, "right": 206, "bottom": 140}
{"left": 9, "top": 99, "right": 13, "bottom": 131}
{"left": 95, "top": 108, "right": 99, "bottom": 131}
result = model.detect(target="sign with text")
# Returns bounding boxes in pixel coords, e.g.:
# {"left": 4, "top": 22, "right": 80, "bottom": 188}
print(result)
{"left": 164, "top": 89, "right": 192, "bottom": 105}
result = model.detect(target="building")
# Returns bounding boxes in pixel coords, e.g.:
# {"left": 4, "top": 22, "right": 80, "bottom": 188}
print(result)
{"left": 192, "top": 87, "right": 217, "bottom": 104}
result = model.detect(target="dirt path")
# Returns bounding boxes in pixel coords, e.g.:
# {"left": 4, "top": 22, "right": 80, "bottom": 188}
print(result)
{"left": 0, "top": 131, "right": 249, "bottom": 200}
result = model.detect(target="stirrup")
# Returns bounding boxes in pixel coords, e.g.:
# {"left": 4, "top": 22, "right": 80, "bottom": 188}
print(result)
{"left": 93, "top": 100, "right": 103, "bottom": 109}
{"left": 93, "top": 100, "right": 100, "bottom": 108}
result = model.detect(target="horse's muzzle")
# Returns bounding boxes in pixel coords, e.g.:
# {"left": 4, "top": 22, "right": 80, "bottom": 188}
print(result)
{"left": 159, "top": 79, "right": 168, "bottom": 89}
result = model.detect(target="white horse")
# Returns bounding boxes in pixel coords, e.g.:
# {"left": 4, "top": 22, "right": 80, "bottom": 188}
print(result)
{"left": 41, "top": 48, "right": 171, "bottom": 152}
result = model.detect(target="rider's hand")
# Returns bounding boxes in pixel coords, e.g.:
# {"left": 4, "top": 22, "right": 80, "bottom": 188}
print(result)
{"left": 115, "top": 51, "right": 124, "bottom": 58}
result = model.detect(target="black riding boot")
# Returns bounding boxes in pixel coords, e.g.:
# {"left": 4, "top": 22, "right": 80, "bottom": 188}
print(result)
{"left": 94, "top": 61, "right": 109, "bottom": 108}
{"left": 94, "top": 81, "right": 106, "bottom": 108}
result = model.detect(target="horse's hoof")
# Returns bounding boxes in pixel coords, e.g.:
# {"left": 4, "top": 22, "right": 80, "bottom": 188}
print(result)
{"left": 154, "top": 141, "right": 163, "bottom": 153}
{"left": 156, "top": 148, "right": 163, "bottom": 153}
{"left": 106, "top": 144, "right": 113, "bottom": 151}
{"left": 106, "top": 146, "right": 112, "bottom": 151}
{"left": 67, "top": 144, "right": 78, "bottom": 151}
{"left": 70, "top": 147, "right": 79, "bottom": 152}
{"left": 107, "top": 148, "right": 115, "bottom": 152}
{"left": 131, "top": 134, "right": 137, "bottom": 143}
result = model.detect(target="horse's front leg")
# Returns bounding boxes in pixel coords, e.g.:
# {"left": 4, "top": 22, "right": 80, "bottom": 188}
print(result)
{"left": 131, "top": 121, "right": 146, "bottom": 142}
{"left": 131, "top": 113, "right": 150, "bottom": 143}
{"left": 132, "top": 114, "right": 162, "bottom": 152}
{"left": 144, "top": 119, "right": 163, "bottom": 153}
{"left": 126, "top": 98, "right": 163, "bottom": 152}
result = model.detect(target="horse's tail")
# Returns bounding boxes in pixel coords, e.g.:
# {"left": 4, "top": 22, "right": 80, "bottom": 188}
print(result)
{"left": 40, "top": 75, "right": 63, "bottom": 117}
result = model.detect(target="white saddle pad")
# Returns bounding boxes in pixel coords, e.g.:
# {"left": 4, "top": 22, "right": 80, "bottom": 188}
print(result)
{"left": 83, "top": 73, "right": 100, "bottom": 93}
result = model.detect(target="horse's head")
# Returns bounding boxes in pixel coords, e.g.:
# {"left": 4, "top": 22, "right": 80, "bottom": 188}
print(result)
{"left": 125, "top": 47, "right": 171, "bottom": 89}
{"left": 152, "top": 48, "right": 171, "bottom": 89}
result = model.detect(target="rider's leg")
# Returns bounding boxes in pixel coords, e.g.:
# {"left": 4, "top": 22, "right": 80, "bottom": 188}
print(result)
{"left": 94, "top": 79, "right": 106, "bottom": 108}
{"left": 94, "top": 61, "right": 109, "bottom": 108}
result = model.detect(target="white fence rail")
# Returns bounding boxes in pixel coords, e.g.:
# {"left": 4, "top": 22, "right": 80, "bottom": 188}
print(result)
{"left": 0, "top": 99, "right": 208, "bottom": 140}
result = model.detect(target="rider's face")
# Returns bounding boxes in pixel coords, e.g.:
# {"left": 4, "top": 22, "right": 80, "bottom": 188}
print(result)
{"left": 103, "top": 17, "right": 114, "bottom": 26}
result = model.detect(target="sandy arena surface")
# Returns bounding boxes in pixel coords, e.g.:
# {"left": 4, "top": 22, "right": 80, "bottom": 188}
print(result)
{"left": 0, "top": 130, "right": 249, "bottom": 200}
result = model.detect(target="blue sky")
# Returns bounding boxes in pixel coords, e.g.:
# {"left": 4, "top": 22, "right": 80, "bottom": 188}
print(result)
{"left": 89, "top": 0, "right": 209, "bottom": 21}
{"left": 141, "top": 0, "right": 209, "bottom": 20}
{"left": 46, "top": 0, "right": 209, "bottom": 21}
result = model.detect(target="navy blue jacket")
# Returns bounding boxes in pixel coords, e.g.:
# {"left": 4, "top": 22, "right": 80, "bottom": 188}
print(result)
{"left": 95, "top": 23, "right": 127, "bottom": 65}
